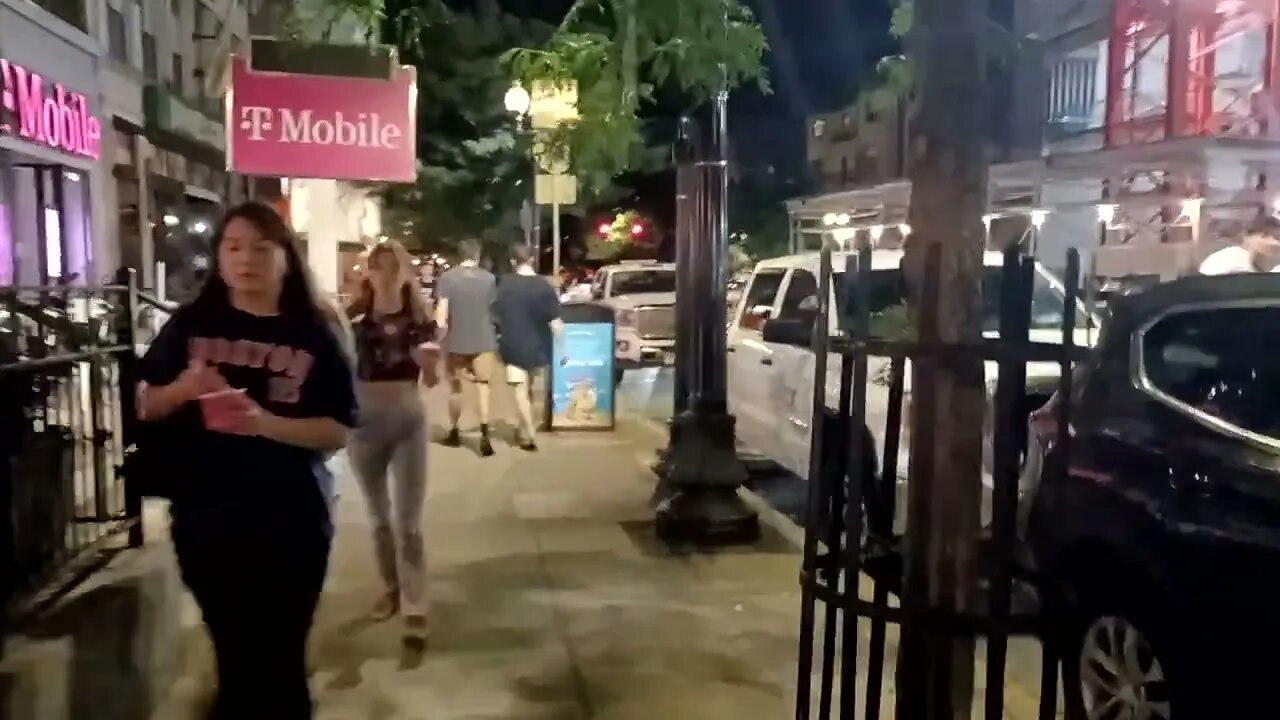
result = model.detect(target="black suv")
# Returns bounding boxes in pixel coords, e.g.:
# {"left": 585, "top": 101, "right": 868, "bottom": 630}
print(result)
{"left": 1026, "top": 273, "right": 1280, "bottom": 719}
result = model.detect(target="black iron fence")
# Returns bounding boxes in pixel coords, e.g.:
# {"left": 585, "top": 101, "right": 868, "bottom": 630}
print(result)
{"left": 790, "top": 244, "right": 1086, "bottom": 718}
{"left": 0, "top": 273, "right": 172, "bottom": 636}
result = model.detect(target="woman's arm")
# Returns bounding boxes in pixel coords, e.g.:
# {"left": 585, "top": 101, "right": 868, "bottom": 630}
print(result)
{"left": 255, "top": 413, "right": 349, "bottom": 452}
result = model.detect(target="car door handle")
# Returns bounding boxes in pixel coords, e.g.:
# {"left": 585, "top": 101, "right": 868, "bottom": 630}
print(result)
{"left": 761, "top": 357, "right": 773, "bottom": 366}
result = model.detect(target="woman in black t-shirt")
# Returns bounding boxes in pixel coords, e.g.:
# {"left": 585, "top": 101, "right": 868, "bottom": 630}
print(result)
{"left": 138, "top": 202, "right": 356, "bottom": 720}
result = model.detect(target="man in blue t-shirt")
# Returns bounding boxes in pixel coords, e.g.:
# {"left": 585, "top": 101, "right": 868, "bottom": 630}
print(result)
{"left": 494, "top": 244, "right": 562, "bottom": 451}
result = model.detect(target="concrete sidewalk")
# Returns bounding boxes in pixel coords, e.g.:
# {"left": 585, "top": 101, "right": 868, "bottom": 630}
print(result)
{"left": 157, "top": 389, "right": 804, "bottom": 719}
{"left": 151, "top": 382, "right": 1055, "bottom": 720}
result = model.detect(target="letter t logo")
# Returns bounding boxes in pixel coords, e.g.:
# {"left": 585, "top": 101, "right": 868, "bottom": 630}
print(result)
{"left": 239, "top": 106, "right": 274, "bottom": 140}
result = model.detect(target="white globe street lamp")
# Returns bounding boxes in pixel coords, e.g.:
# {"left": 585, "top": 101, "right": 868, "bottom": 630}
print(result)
{"left": 504, "top": 84, "right": 531, "bottom": 116}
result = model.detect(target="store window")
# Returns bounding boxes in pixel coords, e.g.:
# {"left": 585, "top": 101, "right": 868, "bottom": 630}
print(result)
{"left": 0, "top": 165, "right": 12, "bottom": 285}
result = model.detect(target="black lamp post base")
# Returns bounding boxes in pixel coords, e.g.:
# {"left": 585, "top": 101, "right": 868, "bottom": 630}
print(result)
{"left": 654, "top": 410, "right": 759, "bottom": 546}
{"left": 655, "top": 486, "right": 760, "bottom": 546}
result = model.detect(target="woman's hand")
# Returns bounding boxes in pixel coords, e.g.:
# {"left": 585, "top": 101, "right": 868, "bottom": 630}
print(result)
{"left": 175, "top": 361, "right": 228, "bottom": 402}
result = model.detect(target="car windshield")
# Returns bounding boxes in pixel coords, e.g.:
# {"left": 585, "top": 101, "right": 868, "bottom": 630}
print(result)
{"left": 835, "top": 266, "right": 1087, "bottom": 333}
{"left": 612, "top": 269, "right": 675, "bottom": 296}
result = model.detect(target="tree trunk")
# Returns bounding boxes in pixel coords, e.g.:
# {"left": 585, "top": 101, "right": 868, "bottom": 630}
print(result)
{"left": 896, "top": 0, "right": 989, "bottom": 716}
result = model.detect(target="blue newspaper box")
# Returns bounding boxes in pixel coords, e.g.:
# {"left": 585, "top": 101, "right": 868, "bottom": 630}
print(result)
{"left": 545, "top": 303, "right": 616, "bottom": 431}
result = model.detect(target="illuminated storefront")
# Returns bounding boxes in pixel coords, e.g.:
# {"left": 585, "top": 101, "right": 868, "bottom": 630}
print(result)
{"left": 0, "top": 2, "right": 106, "bottom": 286}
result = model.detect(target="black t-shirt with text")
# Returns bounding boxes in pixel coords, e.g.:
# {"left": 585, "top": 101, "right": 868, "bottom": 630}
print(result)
{"left": 140, "top": 304, "right": 357, "bottom": 530}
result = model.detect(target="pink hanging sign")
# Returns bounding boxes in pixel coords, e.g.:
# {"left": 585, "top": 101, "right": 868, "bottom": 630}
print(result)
{"left": 0, "top": 58, "right": 102, "bottom": 160}
{"left": 227, "top": 56, "right": 417, "bottom": 183}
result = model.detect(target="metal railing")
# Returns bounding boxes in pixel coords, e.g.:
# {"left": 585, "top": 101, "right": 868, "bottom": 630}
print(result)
{"left": 0, "top": 270, "right": 169, "bottom": 633}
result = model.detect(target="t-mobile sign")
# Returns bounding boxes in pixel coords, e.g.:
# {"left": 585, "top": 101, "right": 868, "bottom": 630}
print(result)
{"left": 0, "top": 58, "right": 102, "bottom": 160}
{"left": 228, "top": 56, "right": 417, "bottom": 183}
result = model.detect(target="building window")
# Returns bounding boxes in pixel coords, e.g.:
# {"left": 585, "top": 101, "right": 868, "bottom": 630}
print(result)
{"left": 812, "top": 120, "right": 826, "bottom": 138}
{"left": 1046, "top": 56, "right": 1098, "bottom": 123}
{"left": 32, "top": 0, "right": 87, "bottom": 30}
{"left": 171, "top": 53, "right": 185, "bottom": 95}
{"left": 107, "top": 6, "right": 129, "bottom": 63}
{"left": 143, "top": 32, "right": 158, "bottom": 79}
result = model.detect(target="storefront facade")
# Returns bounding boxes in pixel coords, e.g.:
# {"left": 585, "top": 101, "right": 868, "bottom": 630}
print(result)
{"left": 0, "top": 0, "right": 107, "bottom": 286}
{"left": 143, "top": 84, "right": 242, "bottom": 301}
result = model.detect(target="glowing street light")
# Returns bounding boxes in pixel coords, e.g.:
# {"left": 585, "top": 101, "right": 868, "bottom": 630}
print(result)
{"left": 503, "top": 83, "right": 531, "bottom": 116}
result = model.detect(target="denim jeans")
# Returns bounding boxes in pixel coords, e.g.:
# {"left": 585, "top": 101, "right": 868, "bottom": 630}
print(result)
{"left": 347, "top": 389, "right": 429, "bottom": 616}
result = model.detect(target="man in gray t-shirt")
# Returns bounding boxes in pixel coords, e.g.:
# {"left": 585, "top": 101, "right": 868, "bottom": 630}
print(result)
{"left": 434, "top": 240, "right": 499, "bottom": 455}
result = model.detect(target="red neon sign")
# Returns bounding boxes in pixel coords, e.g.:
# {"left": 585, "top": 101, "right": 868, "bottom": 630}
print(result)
{"left": 0, "top": 58, "right": 102, "bottom": 160}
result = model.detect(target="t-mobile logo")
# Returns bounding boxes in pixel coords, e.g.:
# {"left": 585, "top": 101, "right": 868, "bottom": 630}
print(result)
{"left": 239, "top": 106, "right": 274, "bottom": 139}
{"left": 238, "top": 105, "right": 402, "bottom": 148}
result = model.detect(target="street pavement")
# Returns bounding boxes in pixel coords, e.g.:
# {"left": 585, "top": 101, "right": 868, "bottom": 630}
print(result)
{"left": 152, "top": 372, "right": 1058, "bottom": 719}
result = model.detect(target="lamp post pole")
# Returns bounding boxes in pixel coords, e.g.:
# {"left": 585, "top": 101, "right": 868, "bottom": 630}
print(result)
{"left": 655, "top": 75, "right": 758, "bottom": 546}
{"left": 505, "top": 83, "right": 537, "bottom": 265}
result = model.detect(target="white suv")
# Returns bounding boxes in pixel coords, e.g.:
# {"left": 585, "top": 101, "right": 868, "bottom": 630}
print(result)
{"left": 727, "top": 249, "right": 1096, "bottom": 485}
{"left": 586, "top": 261, "right": 678, "bottom": 373}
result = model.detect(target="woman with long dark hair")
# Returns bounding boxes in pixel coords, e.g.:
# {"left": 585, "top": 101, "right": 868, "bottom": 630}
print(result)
{"left": 345, "top": 239, "right": 436, "bottom": 648}
{"left": 137, "top": 202, "right": 356, "bottom": 718}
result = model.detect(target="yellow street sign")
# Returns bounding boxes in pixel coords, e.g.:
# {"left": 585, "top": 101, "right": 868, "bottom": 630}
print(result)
{"left": 536, "top": 174, "right": 577, "bottom": 205}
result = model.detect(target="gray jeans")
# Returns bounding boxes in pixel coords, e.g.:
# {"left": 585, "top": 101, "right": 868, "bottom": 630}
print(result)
{"left": 348, "top": 390, "right": 428, "bottom": 616}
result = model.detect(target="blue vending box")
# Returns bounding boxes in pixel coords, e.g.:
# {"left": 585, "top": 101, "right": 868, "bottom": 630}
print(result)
{"left": 546, "top": 303, "right": 616, "bottom": 431}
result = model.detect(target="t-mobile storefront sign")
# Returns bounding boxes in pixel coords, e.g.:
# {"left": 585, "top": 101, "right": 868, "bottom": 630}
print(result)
{"left": 0, "top": 59, "right": 102, "bottom": 160}
{"left": 228, "top": 57, "right": 417, "bottom": 183}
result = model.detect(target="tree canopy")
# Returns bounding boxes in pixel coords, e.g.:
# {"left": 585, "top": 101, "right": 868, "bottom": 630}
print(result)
{"left": 504, "top": 0, "right": 769, "bottom": 193}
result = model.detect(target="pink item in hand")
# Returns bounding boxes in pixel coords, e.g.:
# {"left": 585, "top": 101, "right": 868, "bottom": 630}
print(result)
{"left": 418, "top": 342, "right": 442, "bottom": 388}
{"left": 198, "top": 389, "right": 250, "bottom": 431}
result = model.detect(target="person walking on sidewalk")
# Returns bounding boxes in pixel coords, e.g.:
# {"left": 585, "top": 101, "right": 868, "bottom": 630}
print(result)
{"left": 346, "top": 240, "right": 438, "bottom": 649}
{"left": 434, "top": 239, "right": 498, "bottom": 456}
{"left": 136, "top": 202, "right": 356, "bottom": 719}
{"left": 494, "top": 244, "right": 563, "bottom": 451}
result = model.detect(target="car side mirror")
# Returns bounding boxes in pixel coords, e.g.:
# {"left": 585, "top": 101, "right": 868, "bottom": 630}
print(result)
{"left": 762, "top": 317, "right": 813, "bottom": 347}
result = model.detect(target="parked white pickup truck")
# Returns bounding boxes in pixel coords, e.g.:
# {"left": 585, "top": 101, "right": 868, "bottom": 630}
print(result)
{"left": 727, "top": 249, "right": 1095, "bottom": 485}
{"left": 586, "top": 260, "right": 678, "bottom": 372}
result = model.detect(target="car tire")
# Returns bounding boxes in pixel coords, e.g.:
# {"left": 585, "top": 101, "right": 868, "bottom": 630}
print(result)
{"left": 1056, "top": 571, "right": 1183, "bottom": 720}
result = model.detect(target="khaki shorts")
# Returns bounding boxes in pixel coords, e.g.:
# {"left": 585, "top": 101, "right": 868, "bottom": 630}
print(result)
{"left": 446, "top": 352, "right": 496, "bottom": 383}
{"left": 505, "top": 365, "right": 543, "bottom": 385}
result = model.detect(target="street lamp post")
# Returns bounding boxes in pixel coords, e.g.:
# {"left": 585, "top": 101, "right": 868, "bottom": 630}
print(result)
{"left": 655, "top": 85, "right": 758, "bottom": 546}
{"left": 504, "top": 84, "right": 539, "bottom": 268}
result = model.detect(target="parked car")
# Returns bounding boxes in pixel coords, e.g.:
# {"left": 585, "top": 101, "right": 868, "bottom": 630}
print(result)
{"left": 579, "top": 260, "right": 677, "bottom": 380}
{"left": 1023, "top": 272, "right": 1280, "bottom": 719}
{"left": 732, "top": 249, "right": 1095, "bottom": 486}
